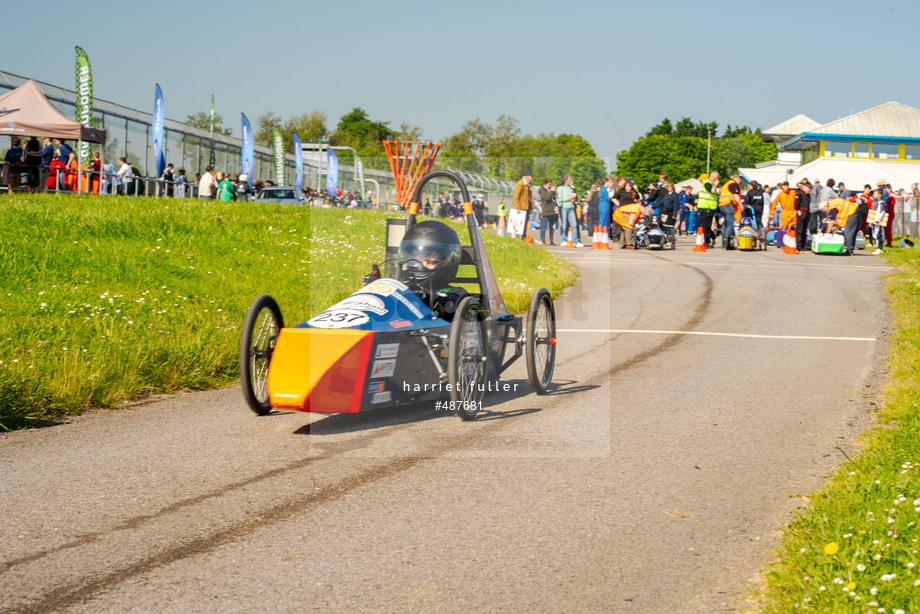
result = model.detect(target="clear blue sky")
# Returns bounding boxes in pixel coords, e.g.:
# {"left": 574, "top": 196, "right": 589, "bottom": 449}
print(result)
{"left": 6, "top": 0, "right": 918, "bottom": 167}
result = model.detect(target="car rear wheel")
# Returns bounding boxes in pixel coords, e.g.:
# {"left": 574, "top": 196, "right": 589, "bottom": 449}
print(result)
{"left": 448, "top": 297, "right": 487, "bottom": 420}
{"left": 240, "top": 295, "right": 283, "bottom": 415}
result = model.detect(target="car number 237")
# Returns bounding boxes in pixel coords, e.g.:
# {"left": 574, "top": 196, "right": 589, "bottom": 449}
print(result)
{"left": 307, "top": 308, "right": 371, "bottom": 329}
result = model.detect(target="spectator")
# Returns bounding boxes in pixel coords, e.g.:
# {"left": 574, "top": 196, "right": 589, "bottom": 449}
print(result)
{"left": 160, "top": 163, "right": 175, "bottom": 197}
{"left": 198, "top": 165, "right": 218, "bottom": 199}
{"left": 102, "top": 158, "right": 118, "bottom": 195}
{"left": 89, "top": 150, "right": 102, "bottom": 194}
{"left": 235, "top": 173, "right": 251, "bottom": 201}
{"left": 743, "top": 180, "right": 765, "bottom": 225}
{"left": 22, "top": 136, "right": 42, "bottom": 190}
{"left": 55, "top": 139, "right": 73, "bottom": 165}
{"left": 40, "top": 137, "right": 54, "bottom": 189}
{"left": 537, "top": 177, "right": 558, "bottom": 245}
{"left": 4, "top": 137, "right": 23, "bottom": 188}
{"left": 697, "top": 172, "right": 720, "bottom": 247}
{"left": 808, "top": 178, "right": 823, "bottom": 234}
{"left": 659, "top": 181, "right": 680, "bottom": 228}
{"left": 218, "top": 172, "right": 235, "bottom": 201}
{"left": 794, "top": 180, "right": 812, "bottom": 252}
{"left": 556, "top": 174, "right": 582, "bottom": 247}
{"left": 837, "top": 182, "right": 850, "bottom": 199}
{"left": 512, "top": 170, "right": 534, "bottom": 240}
{"left": 175, "top": 168, "right": 188, "bottom": 198}
{"left": 678, "top": 184, "right": 695, "bottom": 235}
{"left": 117, "top": 157, "right": 133, "bottom": 195}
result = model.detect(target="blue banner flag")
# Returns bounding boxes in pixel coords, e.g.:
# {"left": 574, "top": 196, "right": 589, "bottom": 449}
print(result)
{"left": 326, "top": 148, "right": 339, "bottom": 195}
{"left": 293, "top": 132, "right": 303, "bottom": 189}
{"left": 241, "top": 113, "right": 254, "bottom": 188}
{"left": 153, "top": 84, "right": 165, "bottom": 178}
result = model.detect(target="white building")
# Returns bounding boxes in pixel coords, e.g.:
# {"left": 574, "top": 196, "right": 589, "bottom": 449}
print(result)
{"left": 740, "top": 102, "right": 920, "bottom": 191}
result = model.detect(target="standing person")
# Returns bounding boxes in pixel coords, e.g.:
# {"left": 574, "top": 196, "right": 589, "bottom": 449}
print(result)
{"left": 808, "top": 178, "right": 823, "bottom": 234}
{"left": 4, "top": 137, "right": 23, "bottom": 188}
{"left": 824, "top": 194, "right": 866, "bottom": 256}
{"left": 198, "top": 165, "right": 218, "bottom": 200}
{"left": 658, "top": 181, "right": 679, "bottom": 227}
{"left": 743, "top": 180, "right": 765, "bottom": 226}
{"left": 89, "top": 151, "right": 102, "bottom": 194}
{"left": 235, "top": 173, "right": 250, "bottom": 201}
{"left": 794, "top": 180, "right": 812, "bottom": 252}
{"left": 596, "top": 177, "right": 614, "bottom": 243}
{"left": 101, "top": 158, "right": 117, "bottom": 195}
{"left": 40, "top": 137, "right": 54, "bottom": 190}
{"left": 537, "top": 178, "right": 558, "bottom": 245}
{"left": 497, "top": 198, "right": 507, "bottom": 236}
{"left": 218, "top": 173, "right": 235, "bottom": 201}
{"left": 55, "top": 139, "right": 73, "bottom": 165}
{"left": 159, "top": 163, "right": 175, "bottom": 197}
{"left": 884, "top": 182, "right": 895, "bottom": 248}
{"left": 175, "top": 168, "right": 188, "bottom": 198}
{"left": 22, "top": 136, "right": 42, "bottom": 190}
{"left": 908, "top": 183, "right": 920, "bottom": 238}
{"left": 117, "top": 157, "right": 133, "bottom": 195}
{"left": 556, "top": 174, "right": 582, "bottom": 247}
{"left": 677, "top": 184, "right": 694, "bottom": 235}
{"left": 512, "top": 170, "right": 534, "bottom": 240}
{"left": 611, "top": 176, "right": 636, "bottom": 244}
{"left": 837, "top": 182, "right": 850, "bottom": 199}
{"left": 718, "top": 173, "right": 742, "bottom": 248}
{"left": 869, "top": 187, "right": 887, "bottom": 254}
{"left": 697, "top": 171, "right": 719, "bottom": 247}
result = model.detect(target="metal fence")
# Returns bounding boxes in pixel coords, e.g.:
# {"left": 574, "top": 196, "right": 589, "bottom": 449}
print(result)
{"left": 0, "top": 69, "right": 520, "bottom": 211}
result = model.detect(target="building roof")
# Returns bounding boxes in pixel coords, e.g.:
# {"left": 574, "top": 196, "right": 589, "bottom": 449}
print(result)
{"left": 763, "top": 114, "right": 821, "bottom": 140}
{"left": 809, "top": 101, "right": 920, "bottom": 138}
{"left": 740, "top": 157, "right": 917, "bottom": 192}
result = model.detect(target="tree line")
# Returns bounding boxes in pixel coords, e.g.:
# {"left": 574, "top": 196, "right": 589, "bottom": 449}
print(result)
{"left": 183, "top": 109, "right": 777, "bottom": 190}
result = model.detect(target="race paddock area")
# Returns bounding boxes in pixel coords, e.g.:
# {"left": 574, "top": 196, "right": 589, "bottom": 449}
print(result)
{"left": 0, "top": 243, "right": 890, "bottom": 613}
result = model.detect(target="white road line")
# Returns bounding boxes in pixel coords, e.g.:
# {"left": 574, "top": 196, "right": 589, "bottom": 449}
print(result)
{"left": 557, "top": 329, "right": 877, "bottom": 342}
{"left": 557, "top": 255, "right": 891, "bottom": 271}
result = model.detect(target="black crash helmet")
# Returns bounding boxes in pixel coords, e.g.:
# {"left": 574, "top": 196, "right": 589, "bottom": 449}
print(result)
{"left": 398, "top": 220, "right": 462, "bottom": 290}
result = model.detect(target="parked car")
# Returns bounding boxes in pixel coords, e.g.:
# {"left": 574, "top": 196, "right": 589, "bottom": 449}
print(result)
{"left": 255, "top": 186, "right": 306, "bottom": 204}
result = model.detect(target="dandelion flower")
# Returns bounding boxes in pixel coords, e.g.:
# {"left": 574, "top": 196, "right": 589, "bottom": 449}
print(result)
{"left": 825, "top": 542, "right": 840, "bottom": 555}
{"left": 847, "top": 581, "right": 856, "bottom": 590}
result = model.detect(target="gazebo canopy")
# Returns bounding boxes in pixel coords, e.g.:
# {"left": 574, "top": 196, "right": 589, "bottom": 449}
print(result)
{"left": 0, "top": 79, "right": 105, "bottom": 143}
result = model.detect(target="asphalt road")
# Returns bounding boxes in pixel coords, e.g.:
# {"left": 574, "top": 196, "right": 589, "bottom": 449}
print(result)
{"left": 0, "top": 242, "right": 890, "bottom": 613}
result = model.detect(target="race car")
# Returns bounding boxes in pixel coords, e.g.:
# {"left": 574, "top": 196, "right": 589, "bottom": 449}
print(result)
{"left": 239, "top": 170, "right": 557, "bottom": 421}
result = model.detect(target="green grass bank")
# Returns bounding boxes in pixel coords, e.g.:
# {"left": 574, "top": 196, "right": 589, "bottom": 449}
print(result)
{"left": 0, "top": 193, "right": 577, "bottom": 430}
{"left": 753, "top": 246, "right": 920, "bottom": 613}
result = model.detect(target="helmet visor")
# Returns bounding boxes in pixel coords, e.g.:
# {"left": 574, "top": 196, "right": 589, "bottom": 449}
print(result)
{"left": 398, "top": 239, "right": 461, "bottom": 271}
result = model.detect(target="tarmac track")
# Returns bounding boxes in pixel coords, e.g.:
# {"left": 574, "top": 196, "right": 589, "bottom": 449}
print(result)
{"left": 0, "top": 243, "right": 890, "bottom": 613}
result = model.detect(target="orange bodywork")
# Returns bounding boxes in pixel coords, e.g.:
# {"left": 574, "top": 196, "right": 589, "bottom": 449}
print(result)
{"left": 268, "top": 328, "right": 374, "bottom": 413}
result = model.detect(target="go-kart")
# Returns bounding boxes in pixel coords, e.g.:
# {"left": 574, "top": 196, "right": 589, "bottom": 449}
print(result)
{"left": 239, "top": 170, "right": 557, "bottom": 421}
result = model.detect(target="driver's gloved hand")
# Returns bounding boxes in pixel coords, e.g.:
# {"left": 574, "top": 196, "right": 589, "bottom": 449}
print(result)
{"left": 363, "top": 264, "right": 380, "bottom": 285}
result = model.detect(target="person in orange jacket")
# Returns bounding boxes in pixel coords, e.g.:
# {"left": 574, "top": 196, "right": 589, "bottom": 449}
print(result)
{"left": 612, "top": 202, "right": 647, "bottom": 249}
{"left": 718, "top": 173, "right": 743, "bottom": 248}
{"left": 772, "top": 181, "right": 797, "bottom": 232}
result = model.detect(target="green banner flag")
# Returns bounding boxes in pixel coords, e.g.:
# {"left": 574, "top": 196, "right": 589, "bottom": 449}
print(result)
{"left": 272, "top": 125, "right": 285, "bottom": 185}
{"left": 74, "top": 46, "right": 93, "bottom": 166}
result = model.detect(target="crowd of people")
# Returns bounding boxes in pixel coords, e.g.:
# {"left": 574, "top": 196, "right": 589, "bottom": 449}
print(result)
{"left": 501, "top": 169, "right": 914, "bottom": 254}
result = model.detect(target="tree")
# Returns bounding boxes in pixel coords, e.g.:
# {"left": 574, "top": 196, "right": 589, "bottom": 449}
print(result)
{"left": 184, "top": 111, "right": 232, "bottom": 136}
{"left": 284, "top": 111, "right": 329, "bottom": 146}
{"left": 646, "top": 118, "right": 673, "bottom": 137}
{"left": 255, "top": 112, "right": 282, "bottom": 148}
{"left": 394, "top": 122, "right": 423, "bottom": 142}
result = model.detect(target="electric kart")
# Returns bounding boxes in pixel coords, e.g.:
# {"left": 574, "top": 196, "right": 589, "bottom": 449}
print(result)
{"left": 239, "top": 170, "right": 557, "bottom": 421}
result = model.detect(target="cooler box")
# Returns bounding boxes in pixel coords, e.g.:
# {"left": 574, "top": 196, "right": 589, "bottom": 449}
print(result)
{"left": 811, "top": 233, "right": 845, "bottom": 254}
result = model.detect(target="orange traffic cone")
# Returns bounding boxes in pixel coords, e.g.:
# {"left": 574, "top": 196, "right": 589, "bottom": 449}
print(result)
{"left": 590, "top": 226, "right": 600, "bottom": 249}
{"left": 524, "top": 230, "right": 534, "bottom": 243}
{"left": 783, "top": 228, "right": 799, "bottom": 254}
{"left": 601, "top": 226, "right": 612, "bottom": 250}
{"left": 692, "top": 226, "right": 707, "bottom": 252}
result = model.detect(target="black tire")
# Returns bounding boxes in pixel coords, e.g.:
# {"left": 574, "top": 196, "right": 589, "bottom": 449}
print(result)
{"left": 448, "top": 296, "right": 487, "bottom": 420}
{"left": 240, "top": 295, "right": 284, "bottom": 415}
{"left": 525, "top": 288, "right": 556, "bottom": 395}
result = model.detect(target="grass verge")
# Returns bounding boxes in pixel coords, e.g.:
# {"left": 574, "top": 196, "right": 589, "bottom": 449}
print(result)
{"left": 0, "top": 193, "right": 577, "bottom": 430}
{"left": 753, "top": 245, "right": 920, "bottom": 613}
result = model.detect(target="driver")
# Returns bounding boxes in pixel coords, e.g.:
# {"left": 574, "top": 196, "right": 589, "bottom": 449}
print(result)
{"left": 364, "top": 220, "right": 469, "bottom": 320}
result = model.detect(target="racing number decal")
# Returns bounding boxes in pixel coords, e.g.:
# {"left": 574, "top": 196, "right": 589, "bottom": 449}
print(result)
{"left": 307, "top": 309, "right": 370, "bottom": 329}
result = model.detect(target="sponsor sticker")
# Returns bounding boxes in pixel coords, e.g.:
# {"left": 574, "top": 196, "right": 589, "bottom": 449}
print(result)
{"left": 361, "top": 279, "right": 408, "bottom": 295}
{"left": 375, "top": 343, "right": 399, "bottom": 359}
{"left": 390, "top": 319, "right": 412, "bottom": 329}
{"left": 371, "top": 359, "right": 396, "bottom": 378}
{"left": 367, "top": 381, "right": 385, "bottom": 393}
{"left": 391, "top": 290, "right": 423, "bottom": 318}
{"left": 332, "top": 294, "right": 387, "bottom": 316}
{"left": 371, "top": 391, "right": 392, "bottom": 404}
{"left": 307, "top": 309, "right": 370, "bottom": 329}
